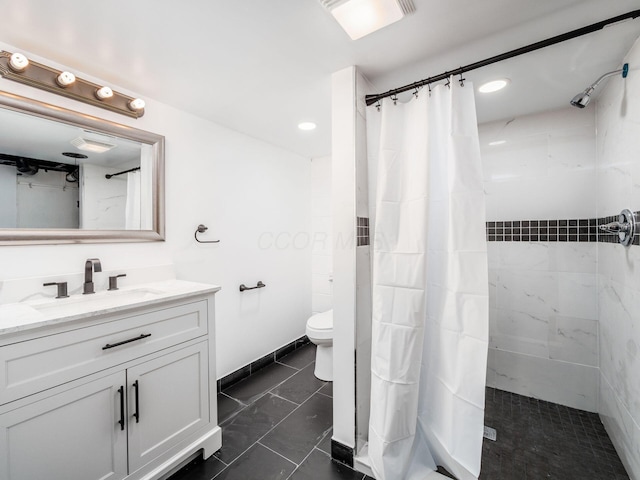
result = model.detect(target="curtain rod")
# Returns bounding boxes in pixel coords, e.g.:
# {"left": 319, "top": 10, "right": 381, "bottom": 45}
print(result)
{"left": 105, "top": 166, "right": 140, "bottom": 179}
{"left": 365, "top": 9, "right": 640, "bottom": 106}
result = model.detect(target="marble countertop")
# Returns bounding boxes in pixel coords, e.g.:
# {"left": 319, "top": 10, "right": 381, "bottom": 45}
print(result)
{"left": 0, "top": 279, "right": 221, "bottom": 336}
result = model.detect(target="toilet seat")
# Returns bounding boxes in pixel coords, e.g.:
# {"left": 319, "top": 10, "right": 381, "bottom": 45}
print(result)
{"left": 306, "top": 310, "right": 333, "bottom": 341}
{"left": 305, "top": 309, "right": 334, "bottom": 381}
{"left": 308, "top": 310, "right": 332, "bottom": 330}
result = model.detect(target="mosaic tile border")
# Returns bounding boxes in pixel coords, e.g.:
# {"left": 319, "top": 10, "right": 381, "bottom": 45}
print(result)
{"left": 485, "top": 212, "right": 640, "bottom": 245}
{"left": 357, "top": 216, "right": 370, "bottom": 246}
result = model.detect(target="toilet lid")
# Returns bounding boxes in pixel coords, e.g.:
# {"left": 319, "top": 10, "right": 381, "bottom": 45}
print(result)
{"left": 308, "top": 309, "right": 333, "bottom": 330}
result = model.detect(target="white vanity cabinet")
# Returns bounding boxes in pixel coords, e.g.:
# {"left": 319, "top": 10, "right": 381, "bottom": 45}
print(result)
{"left": 0, "top": 286, "right": 221, "bottom": 480}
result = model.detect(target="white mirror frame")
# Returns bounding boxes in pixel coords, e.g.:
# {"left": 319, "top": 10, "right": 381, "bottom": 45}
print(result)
{"left": 0, "top": 90, "right": 165, "bottom": 245}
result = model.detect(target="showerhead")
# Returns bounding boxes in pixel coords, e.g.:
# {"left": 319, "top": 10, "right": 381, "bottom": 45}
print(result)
{"left": 570, "top": 63, "right": 629, "bottom": 109}
{"left": 570, "top": 88, "right": 593, "bottom": 108}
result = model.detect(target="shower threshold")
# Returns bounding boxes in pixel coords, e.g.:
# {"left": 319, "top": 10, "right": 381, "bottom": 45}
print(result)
{"left": 354, "top": 444, "right": 451, "bottom": 479}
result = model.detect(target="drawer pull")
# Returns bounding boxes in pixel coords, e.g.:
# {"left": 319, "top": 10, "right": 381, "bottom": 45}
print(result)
{"left": 133, "top": 380, "right": 140, "bottom": 423}
{"left": 102, "top": 333, "right": 152, "bottom": 350}
{"left": 118, "top": 386, "right": 125, "bottom": 431}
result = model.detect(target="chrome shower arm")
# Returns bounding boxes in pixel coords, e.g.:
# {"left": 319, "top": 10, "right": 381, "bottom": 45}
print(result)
{"left": 589, "top": 67, "right": 625, "bottom": 90}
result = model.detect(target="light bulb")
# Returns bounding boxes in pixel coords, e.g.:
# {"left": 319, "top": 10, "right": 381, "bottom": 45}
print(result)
{"left": 8, "top": 53, "right": 29, "bottom": 72}
{"left": 95, "top": 86, "right": 114, "bottom": 100}
{"left": 128, "top": 98, "right": 145, "bottom": 111}
{"left": 56, "top": 71, "right": 76, "bottom": 87}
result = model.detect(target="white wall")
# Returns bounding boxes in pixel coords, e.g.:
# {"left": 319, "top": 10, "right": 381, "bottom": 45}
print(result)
{"left": 596, "top": 36, "right": 640, "bottom": 480}
{"left": 480, "top": 107, "right": 599, "bottom": 412}
{"left": 0, "top": 42, "right": 312, "bottom": 378}
{"left": 311, "top": 155, "right": 333, "bottom": 314}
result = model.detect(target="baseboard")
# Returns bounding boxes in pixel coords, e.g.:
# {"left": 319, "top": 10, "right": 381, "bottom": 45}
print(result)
{"left": 331, "top": 439, "right": 354, "bottom": 467}
{"left": 217, "top": 335, "right": 310, "bottom": 392}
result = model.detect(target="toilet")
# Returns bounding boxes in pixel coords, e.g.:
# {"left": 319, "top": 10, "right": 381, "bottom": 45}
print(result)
{"left": 305, "top": 309, "right": 333, "bottom": 381}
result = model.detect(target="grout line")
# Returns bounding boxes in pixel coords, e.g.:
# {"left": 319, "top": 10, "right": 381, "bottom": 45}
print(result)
{"left": 223, "top": 365, "right": 300, "bottom": 405}
{"left": 213, "top": 387, "right": 314, "bottom": 468}
{"left": 316, "top": 391, "right": 333, "bottom": 399}
{"left": 269, "top": 392, "right": 301, "bottom": 406}
{"left": 254, "top": 391, "right": 330, "bottom": 460}
{"left": 219, "top": 391, "right": 248, "bottom": 406}
{"left": 256, "top": 441, "right": 299, "bottom": 467}
{"left": 283, "top": 447, "right": 321, "bottom": 480}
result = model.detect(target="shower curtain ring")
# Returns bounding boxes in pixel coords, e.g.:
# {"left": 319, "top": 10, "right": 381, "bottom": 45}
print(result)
{"left": 458, "top": 69, "right": 466, "bottom": 86}
{"left": 413, "top": 88, "right": 419, "bottom": 98}
{"left": 445, "top": 78, "right": 451, "bottom": 88}
{"left": 391, "top": 94, "right": 398, "bottom": 105}
{"left": 375, "top": 101, "right": 381, "bottom": 111}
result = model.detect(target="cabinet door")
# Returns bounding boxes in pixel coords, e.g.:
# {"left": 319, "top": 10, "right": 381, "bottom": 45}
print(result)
{"left": 0, "top": 372, "right": 127, "bottom": 480}
{"left": 127, "top": 341, "right": 209, "bottom": 473}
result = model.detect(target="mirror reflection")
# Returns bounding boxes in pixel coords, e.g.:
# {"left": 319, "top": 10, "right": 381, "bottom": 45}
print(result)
{"left": 0, "top": 107, "right": 153, "bottom": 230}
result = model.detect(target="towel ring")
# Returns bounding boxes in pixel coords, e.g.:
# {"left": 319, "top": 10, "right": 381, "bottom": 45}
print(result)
{"left": 194, "top": 224, "right": 220, "bottom": 244}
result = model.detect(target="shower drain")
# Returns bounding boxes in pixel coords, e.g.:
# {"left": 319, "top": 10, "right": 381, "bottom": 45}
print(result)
{"left": 483, "top": 426, "right": 497, "bottom": 441}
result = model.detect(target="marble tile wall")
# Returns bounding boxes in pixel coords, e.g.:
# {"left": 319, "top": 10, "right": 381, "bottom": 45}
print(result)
{"left": 596, "top": 35, "right": 640, "bottom": 479}
{"left": 480, "top": 106, "right": 599, "bottom": 412}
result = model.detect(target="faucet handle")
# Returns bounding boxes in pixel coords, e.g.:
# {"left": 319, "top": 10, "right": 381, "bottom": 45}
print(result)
{"left": 108, "top": 274, "right": 127, "bottom": 291}
{"left": 43, "top": 282, "right": 69, "bottom": 299}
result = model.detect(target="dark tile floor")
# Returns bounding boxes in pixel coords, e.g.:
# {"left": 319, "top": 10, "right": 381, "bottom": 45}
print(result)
{"left": 169, "top": 344, "right": 372, "bottom": 480}
{"left": 170, "top": 344, "right": 629, "bottom": 480}
{"left": 481, "top": 387, "right": 629, "bottom": 480}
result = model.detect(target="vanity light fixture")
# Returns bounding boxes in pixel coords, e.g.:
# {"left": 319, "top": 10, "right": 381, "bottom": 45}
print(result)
{"left": 56, "top": 71, "right": 76, "bottom": 87}
{"left": 8, "top": 52, "right": 29, "bottom": 72}
{"left": 320, "top": 0, "right": 415, "bottom": 40}
{"left": 0, "top": 50, "right": 145, "bottom": 118}
{"left": 478, "top": 78, "right": 511, "bottom": 93}
{"left": 95, "top": 86, "right": 114, "bottom": 100}
{"left": 298, "top": 121, "right": 317, "bottom": 131}
{"left": 128, "top": 98, "right": 146, "bottom": 112}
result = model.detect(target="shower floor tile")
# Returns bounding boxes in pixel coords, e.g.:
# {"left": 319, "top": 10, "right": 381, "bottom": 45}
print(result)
{"left": 169, "top": 344, "right": 370, "bottom": 480}
{"left": 481, "top": 387, "right": 630, "bottom": 479}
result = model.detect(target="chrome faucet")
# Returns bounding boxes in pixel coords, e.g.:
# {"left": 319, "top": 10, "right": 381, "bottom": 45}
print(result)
{"left": 83, "top": 258, "right": 102, "bottom": 294}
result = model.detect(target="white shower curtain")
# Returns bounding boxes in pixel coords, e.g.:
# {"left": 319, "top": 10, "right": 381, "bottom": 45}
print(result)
{"left": 368, "top": 80, "right": 489, "bottom": 480}
{"left": 125, "top": 170, "right": 141, "bottom": 230}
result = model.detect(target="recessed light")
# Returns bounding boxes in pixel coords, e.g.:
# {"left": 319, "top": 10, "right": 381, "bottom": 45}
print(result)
{"left": 478, "top": 79, "right": 510, "bottom": 93}
{"left": 298, "top": 122, "right": 317, "bottom": 131}
{"left": 489, "top": 140, "right": 507, "bottom": 146}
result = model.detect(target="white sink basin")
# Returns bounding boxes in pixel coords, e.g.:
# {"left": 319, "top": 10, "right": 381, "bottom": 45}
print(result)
{"left": 30, "top": 288, "right": 164, "bottom": 315}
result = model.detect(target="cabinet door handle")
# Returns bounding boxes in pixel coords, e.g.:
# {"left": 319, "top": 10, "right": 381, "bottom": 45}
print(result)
{"left": 133, "top": 380, "right": 140, "bottom": 423}
{"left": 118, "top": 386, "right": 125, "bottom": 431}
{"left": 102, "top": 333, "right": 152, "bottom": 350}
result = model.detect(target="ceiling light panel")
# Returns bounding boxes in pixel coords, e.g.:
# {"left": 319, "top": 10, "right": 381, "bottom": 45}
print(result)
{"left": 71, "top": 137, "right": 117, "bottom": 153}
{"left": 320, "top": 0, "right": 414, "bottom": 40}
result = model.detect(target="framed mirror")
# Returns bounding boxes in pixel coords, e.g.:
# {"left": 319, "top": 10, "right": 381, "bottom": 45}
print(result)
{"left": 0, "top": 90, "right": 164, "bottom": 245}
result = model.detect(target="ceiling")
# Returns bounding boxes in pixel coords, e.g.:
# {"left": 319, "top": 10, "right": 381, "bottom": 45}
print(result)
{"left": 1, "top": 0, "right": 639, "bottom": 159}
{"left": 0, "top": 107, "right": 142, "bottom": 168}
